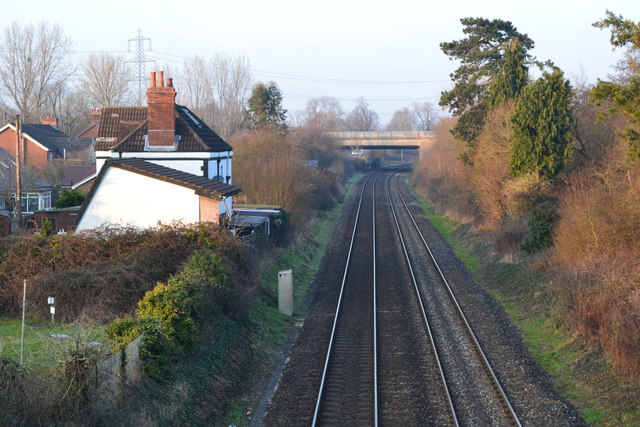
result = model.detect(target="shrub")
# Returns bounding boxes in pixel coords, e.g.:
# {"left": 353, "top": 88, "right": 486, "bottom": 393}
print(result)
{"left": 501, "top": 172, "right": 551, "bottom": 219}
{"left": 521, "top": 202, "right": 559, "bottom": 252}
{"left": 413, "top": 117, "right": 480, "bottom": 223}
{"left": 181, "top": 249, "right": 229, "bottom": 288}
{"left": 137, "top": 283, "right": 199, "bottom": 350}
{"left": 55, "top": 189, "right": 85, "bottom": 208}
{"left": 470, "top": 103, "right": 514, "bottom": 227}
{"left": 107, "top": 317, "right": 174, "bottom": 379}
{"left": 40, "top": 218, "right": 54, "bottom": 237}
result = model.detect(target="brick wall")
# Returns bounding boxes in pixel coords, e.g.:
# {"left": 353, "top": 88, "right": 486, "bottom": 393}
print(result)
{"left": 0, "top": 128, "right": 49, "bottom": 168}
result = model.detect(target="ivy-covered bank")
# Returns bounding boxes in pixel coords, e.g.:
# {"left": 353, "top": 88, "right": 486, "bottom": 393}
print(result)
{"left": 409, "top": 183, "right": 640, "bottom": 426}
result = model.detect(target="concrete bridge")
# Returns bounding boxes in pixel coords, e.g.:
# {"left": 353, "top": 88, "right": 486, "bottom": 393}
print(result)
{"left": 324, "top": 131, "right": 435, "bottom": 159}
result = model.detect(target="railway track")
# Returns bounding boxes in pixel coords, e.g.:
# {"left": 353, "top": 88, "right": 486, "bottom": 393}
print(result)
{"left": 264, "top": 169, "right": 528, "bottom": 426}
{"left": 311, "top": 172, "right": 379, "bottom": 426}
{"left": 387, "top": 169, "right": 521, "bottom": 426}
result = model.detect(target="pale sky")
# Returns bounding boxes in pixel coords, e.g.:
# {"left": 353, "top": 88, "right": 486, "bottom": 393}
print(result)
{"left": 2, "top": 0, "right": 640, "bottom": 125}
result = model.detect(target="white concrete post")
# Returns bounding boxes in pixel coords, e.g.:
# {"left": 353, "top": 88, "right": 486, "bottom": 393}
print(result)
{"left": 278, "top": 269, "right": 293, "bottom": 316}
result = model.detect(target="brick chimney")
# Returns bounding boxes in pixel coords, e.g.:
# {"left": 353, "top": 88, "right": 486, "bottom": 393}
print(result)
{"left": 89, "top": 109, "right": 102, "bottom": 124}
{"left": 146, "top": 71, "right": 177, "bottom": 148}
{"left": 42, "top": 115, "right": 58, "bottom": 128}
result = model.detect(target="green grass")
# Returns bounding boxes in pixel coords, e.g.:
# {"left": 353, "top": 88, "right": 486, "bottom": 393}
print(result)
{"left": 409, "top": 183, "right": 479, "bottom": 272}
{"left": 0, "top": 317, "right": 108, "bottom": 370}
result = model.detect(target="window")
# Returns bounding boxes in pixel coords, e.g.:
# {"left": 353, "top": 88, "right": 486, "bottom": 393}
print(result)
{"left": 11, "top": 191, "right": 52, "bottom": 213}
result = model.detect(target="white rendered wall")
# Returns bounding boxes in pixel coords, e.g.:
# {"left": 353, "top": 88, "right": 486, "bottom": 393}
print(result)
{"left": 147, "top": 159, "right": 202, "bottom": 176}
{"left": 76, "top": 168, "right": 200, "bottom": 230}
{"left": 99, "top": 151, "right": 232, "bottom": 181}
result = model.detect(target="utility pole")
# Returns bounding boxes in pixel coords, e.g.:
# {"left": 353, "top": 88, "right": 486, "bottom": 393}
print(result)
{"left": 127, "top": 29, "right": 154, "bottom": 106}
{"left": 15, "top": 115, "right": 22, "bottom": 226}
{"left": 20, "top": 279, "right": 27, "bottom": 365}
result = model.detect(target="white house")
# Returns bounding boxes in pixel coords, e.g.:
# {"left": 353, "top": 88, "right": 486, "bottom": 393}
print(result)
{"left": 75, "top": 158, "right": 240, "bottom": 230}
{"left": 76, "top": 71, "right": 240, "bottom": 230}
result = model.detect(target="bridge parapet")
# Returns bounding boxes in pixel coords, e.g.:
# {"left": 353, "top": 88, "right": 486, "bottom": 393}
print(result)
{"left": 325, "top": 131, "right": 435, "bottom": 140}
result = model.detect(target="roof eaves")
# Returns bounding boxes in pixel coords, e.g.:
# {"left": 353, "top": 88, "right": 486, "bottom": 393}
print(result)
{"left": 71, "top": 173, "right": 97, "bottom": 190}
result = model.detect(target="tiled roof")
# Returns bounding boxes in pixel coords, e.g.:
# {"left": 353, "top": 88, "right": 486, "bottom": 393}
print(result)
{"left": 95, "top": 107, "right": 147, "bottom": 150}
{"left": 61, "top": 165, "right": 96, "bottom": 187}
{"left": 175, "top": 105, "right": 233, "bottom": 152}
{"left": 49, "top": 137, "right": 93, "bottom": 152}
{"left": 95, "top": 105, "right": 233, "bottom": 153}
{"left": 109, "top": 158, "right": 241, "bottom": 198}
{"left": 21, "top": 124, "right": 68, "bottom": 150}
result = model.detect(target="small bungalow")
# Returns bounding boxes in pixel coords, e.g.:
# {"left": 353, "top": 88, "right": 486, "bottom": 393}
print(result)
{"left": 60, "top": 164, "right": 97, "bottom": 194}
{"left": 75, "top": 158, "right": 240, "bottom": 230}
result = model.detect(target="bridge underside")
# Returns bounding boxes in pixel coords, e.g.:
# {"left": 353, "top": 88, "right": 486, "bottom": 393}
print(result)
{"left": 341, "top": 144, "right": 419, "bottom": 150}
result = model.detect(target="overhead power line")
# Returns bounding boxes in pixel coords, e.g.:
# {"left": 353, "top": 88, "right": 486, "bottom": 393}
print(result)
{"left": 284, "top": 93, "right": 440, "bottom": 102}
{"left": 252, "top": 69, "right": 448, "bottom": 85}
{"left": 143, "top": 50, "right": 447, "bottom": 86}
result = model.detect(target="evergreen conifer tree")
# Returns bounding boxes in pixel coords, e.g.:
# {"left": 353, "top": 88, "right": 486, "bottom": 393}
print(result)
{"left": 488, "top": 39, "right": 529, "bottom": 109}
{"left": 510, "top": 68, "right": 573, "bottom": 179}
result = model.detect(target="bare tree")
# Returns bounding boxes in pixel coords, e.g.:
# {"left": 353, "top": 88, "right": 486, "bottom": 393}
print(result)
{"left": 176, "top": 55, "right": 213, "bottom": 124}
{"left": 176, "top": 53, "right": 251, "bottom": 139}
{"left": 46, "top": 82, "right": 93, "bottom": 136}
{"left": 0, "top": 22, "right": 73, "bottom": 122}
{"left": 210, "top": 53, "right": 252, "bottom": 139}
{"left": 385, "top": 107, "right": 417, "bottom": 131}
{"left": 345, "top": 97, "right": 379, "bottom": 131}
{"left": 297, "top": 96, "right": 345, "bottom": 130}
{"left": 413, "top": 101, "right": 440, "bottom": 131}
{"left": 78, "top": 53, "right": 134, "bottom": 108}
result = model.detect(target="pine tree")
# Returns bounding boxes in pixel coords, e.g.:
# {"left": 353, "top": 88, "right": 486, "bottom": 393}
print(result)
{"left": 243, "top": 82, "right": 288, "bottom": 132}
{"left": 488, "top": 39, "right": 529, "bottom": 109}
{"left": 439, "top": 17, "right": 534, "bottom": 146}
{"left": 510, "top": 68, "right": 573, "bottom": 180}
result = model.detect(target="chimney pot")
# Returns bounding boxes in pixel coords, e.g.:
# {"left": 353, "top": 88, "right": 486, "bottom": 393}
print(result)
{"left": 166, "top": 77, "right": 173, "bottom": 88}
{"left": 41, "top": 115, "right": 58, "bottom": 128}
{"left": 157, "top": 71, "right": 164, "bottom": 88}
{"left": 149, "top": 71, "right": 156, "bottom": 88}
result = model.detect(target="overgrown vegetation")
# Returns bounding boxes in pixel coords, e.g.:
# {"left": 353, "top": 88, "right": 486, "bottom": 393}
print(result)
{"left": 0, "top": 223, "right": 254, "bottom": 424}
{"left": 414, "top": 10, "right": 640, "bottom": 422}
{"left": 0, "top": 224, "right": 236, "bottom": 321}
{"left": 231, "top": 128, "right": 350, "bottom": 228}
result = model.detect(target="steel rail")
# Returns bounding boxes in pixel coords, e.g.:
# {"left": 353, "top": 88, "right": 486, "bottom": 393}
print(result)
{"left": 311, "top": 172, "right": 380, "bottom": 427}
{"left": 393, "top": 171, "right": 522, "bottom": 427}
{"left": 372, "top": 175, "right": 379, "bottom": 427}
{"left": 383, "top": 170, "right": 459, "bottom": 426}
